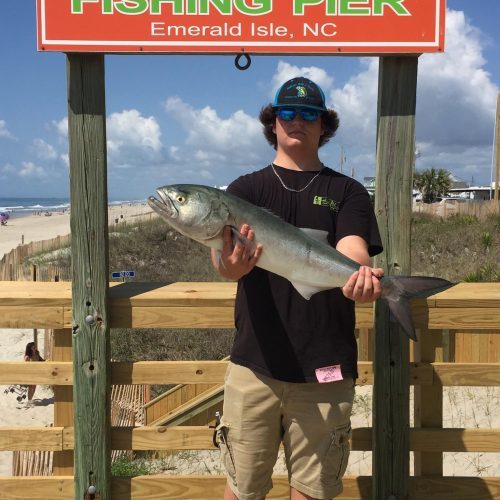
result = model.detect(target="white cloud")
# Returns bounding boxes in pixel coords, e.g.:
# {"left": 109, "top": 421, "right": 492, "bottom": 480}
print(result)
{"left": 322, "top": 9, "right": 498, "bottom": 185}
{"left": 0, "top": 120, "right": 14, "bottom": 140}
{"left": 107, "top": 109, "right": 163, "bottom": 166}
{"left": 33, "top": 138, "right": 58, "bottom": 161}
{"left": 417, "top": 10, "right": 497, "bottom": 147}
{"left": 52, "top": 117, "right": 68, "bottom": 138}
{"left": 164, "top": 97, "right": 266, "bottom": 170}
{"left": 18, "top": 161, "right": 47, "bottom": 179}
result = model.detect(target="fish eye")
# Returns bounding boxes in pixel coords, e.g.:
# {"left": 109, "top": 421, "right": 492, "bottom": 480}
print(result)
{"left": 176, "top": 195, "right": 186, "bottom": 203}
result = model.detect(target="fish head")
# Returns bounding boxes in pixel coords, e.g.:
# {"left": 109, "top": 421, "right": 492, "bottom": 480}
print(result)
{"left": 148, "top": 184, "right": 230, "bottom": 243}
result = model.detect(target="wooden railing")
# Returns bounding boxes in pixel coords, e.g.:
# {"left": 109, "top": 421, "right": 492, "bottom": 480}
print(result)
{"left": 0, "top": 281, "right": 499, "bottom": 499}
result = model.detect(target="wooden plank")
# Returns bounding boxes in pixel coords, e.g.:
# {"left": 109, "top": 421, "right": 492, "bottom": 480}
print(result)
{"left": 1, "top": 426, "right": 499, "bottom": 453}
{"left": 0, "top": 477, "right": 74, "bottom": 499}
{"left": 111, "top": 361, "right": 228, "bottom": 385}
{"left": 0, "top": 306, "right": 65, "bottom": 328}
{"left": 414, "top": 330, "right": 443, "bottom": 475}
{"left": 108, "top": 281, "right": 237, "bottom": 307}
{"left": 431, "top": 282, "right": 500, "bottom": 307}
{"left": 0, "top": 361, "right": 72, "bottom": 385}
{"left": 410, "top": 428, "right": 500, "bottom": 452}
{"left": 0, "top": 476, "right": 498, "bottom": 500}
{"left": 1, "top": 281, "right": 500, "bottom": 330}
{"left": 0, "top": 428, "right": 63, "bottom": 451}
{"left": 68, "top": 52, "right": 111, "bottom": 500}
{"left": 1, "top": 281, "right": 499, "bottom": 308}
{"left": 0, "top": 281, "right": 72, "bottom": 305}
{"left": 421, "top": 308, "right": 500, "bottom": 330}
{"left": 111, "top": 426, "right": 216, "bottom": 451}
{"left": 409, "top": 477, "right": 500, "bottom": 500}
{"left": 111, "top": 476, "right": 372, "bottom": 499}
{"left": 432, "top": 362, "right": 500, "bottom": 386}
{"left": 53, "top": 328, "right": 74, "bottom": 475}
{"left": 372, "top": 55, "right": 418, "bottom": 499}
{"left": 109, "top": 306, "right": 235, "bottom": 329}
{"left": 3, "top": 360, "right": 497, "bottom": 386}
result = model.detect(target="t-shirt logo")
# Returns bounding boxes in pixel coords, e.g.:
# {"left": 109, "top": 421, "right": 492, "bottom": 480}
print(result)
{"left": 313, "top": 195, "right": 339, "bottom": 212}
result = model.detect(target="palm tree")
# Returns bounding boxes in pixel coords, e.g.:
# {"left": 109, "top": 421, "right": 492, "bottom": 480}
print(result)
{"left": 413, "top": 168, "right": 451, "bottom": 203}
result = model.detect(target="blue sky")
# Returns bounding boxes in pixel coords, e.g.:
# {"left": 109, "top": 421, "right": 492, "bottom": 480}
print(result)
{"left": 0, "top": 1, "right": 499, "bottom": 199}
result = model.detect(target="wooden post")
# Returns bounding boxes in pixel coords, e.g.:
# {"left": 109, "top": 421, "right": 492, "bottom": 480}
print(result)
{"left": 372, "top": 56, "right": 418, "bottom": 499}
{"left": 67, "top": 53, "right": 111, "bottom": 499}
{"left": 494, "top": 93, "right": 500, "bottom": 204}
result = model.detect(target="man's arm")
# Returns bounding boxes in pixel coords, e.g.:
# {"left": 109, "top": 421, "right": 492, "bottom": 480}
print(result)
{"left": 337, "top": 235, "right": 384, "bottom": 303}
{"left": 211, "top": 224, "right": 263, "bottom": 281}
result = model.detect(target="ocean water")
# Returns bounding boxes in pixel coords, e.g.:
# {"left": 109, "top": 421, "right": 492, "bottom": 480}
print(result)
{"left": 0, "top": 197, "right": 144, "bottom": 219}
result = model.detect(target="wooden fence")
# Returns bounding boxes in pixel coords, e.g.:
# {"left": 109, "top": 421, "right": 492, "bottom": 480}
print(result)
{"left": 0, "top": 281, "right": 499, "bottom": 498}
{"left": 413, "top": 199, "right": 499, "bottom": 219}
{"left": 0, "top": 234, "right": 71, "bottom": 281}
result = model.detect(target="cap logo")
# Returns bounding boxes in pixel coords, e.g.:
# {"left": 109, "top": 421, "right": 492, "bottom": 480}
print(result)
{"left": 296, "top": 85, "right": 307, "bottom": 98}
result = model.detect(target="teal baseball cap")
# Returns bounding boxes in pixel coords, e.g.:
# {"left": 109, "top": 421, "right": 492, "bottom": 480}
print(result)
{"left": 272, "top": 77, "right": 327, "bottom": 111}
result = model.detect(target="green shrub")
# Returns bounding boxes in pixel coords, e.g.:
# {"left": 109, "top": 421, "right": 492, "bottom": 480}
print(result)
{"left": 111, "top": 456, "right": 152, "bottom": 477}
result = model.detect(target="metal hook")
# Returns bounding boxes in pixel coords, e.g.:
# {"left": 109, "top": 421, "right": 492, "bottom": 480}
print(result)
{"left": 235, "top": 52, "right": 251, "bottom": 71}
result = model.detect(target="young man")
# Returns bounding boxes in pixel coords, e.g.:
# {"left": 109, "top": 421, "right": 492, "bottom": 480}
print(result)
{"left": 212, "top": 77, "right": 383, "bottom": 500}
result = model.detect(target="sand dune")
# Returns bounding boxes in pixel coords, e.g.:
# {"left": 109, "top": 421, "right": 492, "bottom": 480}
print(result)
{"left": 0, "top": 202, "right": 153, "bottom": 260}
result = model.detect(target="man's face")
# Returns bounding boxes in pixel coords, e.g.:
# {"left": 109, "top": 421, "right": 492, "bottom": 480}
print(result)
{"left": 273, "top": 108, "right": 324, "bottom": 152}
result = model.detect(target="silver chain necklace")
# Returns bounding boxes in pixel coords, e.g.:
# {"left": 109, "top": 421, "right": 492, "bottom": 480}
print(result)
{"left": 271, "top": 163, "right": 324, "bottom": 193}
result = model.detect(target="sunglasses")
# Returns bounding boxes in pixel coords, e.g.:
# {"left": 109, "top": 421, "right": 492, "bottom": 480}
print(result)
{"left": 275, "top": 107, "right": 322, "bottom": 122}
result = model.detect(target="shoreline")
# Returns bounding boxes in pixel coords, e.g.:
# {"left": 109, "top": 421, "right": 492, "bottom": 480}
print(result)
{"left": 0, "top": 202, "right": 153, "bottom": 261}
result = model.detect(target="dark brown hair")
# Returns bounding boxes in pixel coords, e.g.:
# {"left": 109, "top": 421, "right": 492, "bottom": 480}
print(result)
{"left": 259, "top": 104, "right": 340, "bottom": 150}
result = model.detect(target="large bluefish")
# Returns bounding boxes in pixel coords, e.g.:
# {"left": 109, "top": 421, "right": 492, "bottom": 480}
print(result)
{"left": 148, "top": 184, "right": 452, "bottom": 341}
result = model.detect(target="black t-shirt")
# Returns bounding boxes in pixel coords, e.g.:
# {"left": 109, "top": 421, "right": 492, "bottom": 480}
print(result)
{"left": 227, "top": 164, "right": 382, "bottom": 383}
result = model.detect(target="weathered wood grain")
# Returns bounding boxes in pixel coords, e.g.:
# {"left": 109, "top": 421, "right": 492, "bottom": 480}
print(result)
{"left": 67, "top": 52, "right": 111, "bottom": 499}
{"left": 372, "top": 55, "right": 418, "bottom": 500}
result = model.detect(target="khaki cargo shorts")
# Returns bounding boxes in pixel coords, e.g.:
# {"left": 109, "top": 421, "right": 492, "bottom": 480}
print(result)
{"left": 216, "top": 362, "right": 354, "bottom": 500}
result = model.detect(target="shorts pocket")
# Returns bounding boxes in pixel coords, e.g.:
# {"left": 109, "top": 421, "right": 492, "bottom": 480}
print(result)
{"left": 322, "top": 421, "right": 352, "bottom": 482}
{"left": 216, "top": 421, "right": 237, "bottom": 481}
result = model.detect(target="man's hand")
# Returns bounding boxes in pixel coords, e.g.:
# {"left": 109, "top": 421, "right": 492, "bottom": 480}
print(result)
{"left": 342, "top": 266, "right": 384, "bottom": 303}
{"left": 214, "top": 224, "right": 263, "bottom": 281}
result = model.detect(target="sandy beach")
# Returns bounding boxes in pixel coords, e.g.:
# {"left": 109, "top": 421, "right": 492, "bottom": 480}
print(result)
{"left": 0, "top": 204, "right": 498, "bottom": 479}
{"left": 0, "top": 202, "right": 154, "bottom": 261}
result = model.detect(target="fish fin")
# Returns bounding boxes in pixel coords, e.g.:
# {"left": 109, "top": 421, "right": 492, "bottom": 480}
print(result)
{"left": 381, "top": 276, "right": 454, "bottom": 341}
{"left": 229, "top": 226, "right": 258, "bottom": 255}
{"left": 291, "top": 281, "right": 332, "bottom": 300}
{"left": 299, "top": 228, "right": 330, "bottom": 245}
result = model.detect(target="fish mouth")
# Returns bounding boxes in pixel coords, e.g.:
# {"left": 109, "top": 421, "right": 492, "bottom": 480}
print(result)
{"left": 147, "top": 189, "right": 178, "bottom": 219}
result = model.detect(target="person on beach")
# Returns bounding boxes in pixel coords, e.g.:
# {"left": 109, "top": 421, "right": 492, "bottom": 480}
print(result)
{"left": 23, "top": 342, "right": 44, "bottom": 402}
{"left": 211, "top": 76, "right": 384, "bottom": 499}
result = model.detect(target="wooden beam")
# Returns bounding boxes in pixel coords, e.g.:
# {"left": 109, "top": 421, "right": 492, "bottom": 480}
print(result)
{"left": 1, "top": 281, "right": 500, "bottom": 330}
{"left": 0, "top": 360, "right": 498, "bottom": 386}
{"left": 1, "top": 426, "right": 499, "bottom": 453}
{"left": 1, "top": 476, "right": 499, "bottom": 500}
{"left": 373, "top": 55, "right": 419, "bottom": 499}
{"left": 67, "top": 53, "right": 111, "bottom": 500}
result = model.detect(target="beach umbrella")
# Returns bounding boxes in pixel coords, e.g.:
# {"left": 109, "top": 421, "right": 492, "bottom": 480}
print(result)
{"left": 0, "top": 212, "right": 10, "bottom": 224}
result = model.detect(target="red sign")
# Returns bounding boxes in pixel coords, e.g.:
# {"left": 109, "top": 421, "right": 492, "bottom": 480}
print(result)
{"left": 37, "top": 0, "right": 445, "bottom": 54}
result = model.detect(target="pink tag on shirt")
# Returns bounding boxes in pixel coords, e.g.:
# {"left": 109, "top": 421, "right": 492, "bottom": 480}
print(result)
{"left": 315, "top": 365, "right": 344, "bottom": 383}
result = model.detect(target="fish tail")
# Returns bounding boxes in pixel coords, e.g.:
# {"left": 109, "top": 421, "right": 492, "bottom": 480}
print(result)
{"left": 380, "top": 276, "right": 453, "bottom": 341}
